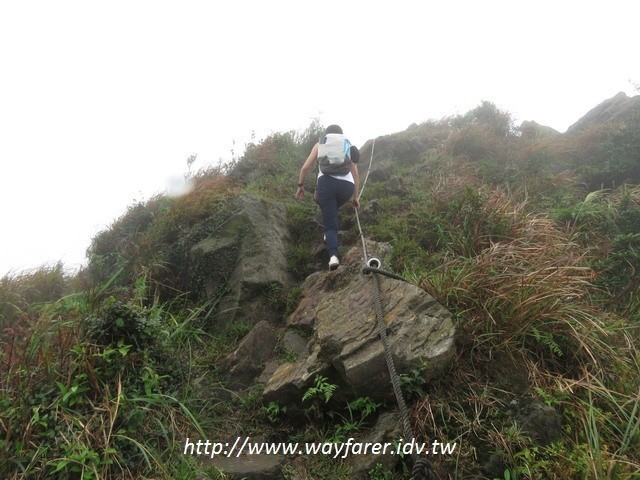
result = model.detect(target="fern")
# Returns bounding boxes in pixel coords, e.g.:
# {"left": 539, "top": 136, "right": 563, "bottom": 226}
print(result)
{"left": 530, "top": 327, "right": 563, "bottom": 357}
{"left": 302, "top": 375, "right": 337, "bottom": 404}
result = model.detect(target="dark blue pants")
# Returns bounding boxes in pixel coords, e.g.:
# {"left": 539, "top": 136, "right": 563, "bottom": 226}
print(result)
{"left": 316, "top": 175, "right": 354, "bottom": 257}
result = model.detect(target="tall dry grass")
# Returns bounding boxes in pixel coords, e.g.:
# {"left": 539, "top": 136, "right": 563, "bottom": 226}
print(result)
{"left": 415, "top": 184, "right": 638, "bottom": 478}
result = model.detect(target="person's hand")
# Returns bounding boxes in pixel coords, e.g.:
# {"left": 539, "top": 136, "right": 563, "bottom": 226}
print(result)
{"left": 352, "top": 197, "right": 360, "bottom": 209}
{"left": 295, "top": 186, "right": 305, "bottom": 201}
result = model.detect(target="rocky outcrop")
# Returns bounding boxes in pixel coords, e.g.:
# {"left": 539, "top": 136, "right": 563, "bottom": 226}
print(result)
{"left": 219, "top": 321, "right": 277, "bottom": 390}
{"left": 190, "top": 194, "right": 294, "bottom": 329}
{"left": 566, "top": 92, "right": 640, "bottom": 135}
{"left": 358, "top": 121, "right": 451, "bottom": 169}
{"left": 482, "top": 398, "right": 562, "bottom": 477}
{"left": 344, "top": 412, "right": 402, "bottom": 478}
{"left": 514, "top": 399, "right": 562, "bottom": 446}
{"left": 366, "top": 166, "right": 392, "bottom": 182}
{"left": 262, "top": 241, "right": 456, "bottom": 407}
{"left": 519, "top": 120, "right": 561, "bottom": 139}
{"left": 206, "top": 448, "right": 285, "bottom": 480}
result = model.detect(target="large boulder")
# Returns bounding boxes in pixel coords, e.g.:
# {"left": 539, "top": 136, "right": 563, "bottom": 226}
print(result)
{"left": 262, "top": 241, "right": 456, "bottom": 406}
{"left": 190, "top": 194, "right": 294, "bottom": 329}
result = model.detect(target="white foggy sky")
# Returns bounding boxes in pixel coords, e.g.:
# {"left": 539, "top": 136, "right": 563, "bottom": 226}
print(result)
{"left": 1, "top": 0, "right": 639, "bottom": 276}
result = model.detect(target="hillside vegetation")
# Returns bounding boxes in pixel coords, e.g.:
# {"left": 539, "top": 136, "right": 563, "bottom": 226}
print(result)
{"left": 2, "top": 97, "right": 640, "bottom": 479}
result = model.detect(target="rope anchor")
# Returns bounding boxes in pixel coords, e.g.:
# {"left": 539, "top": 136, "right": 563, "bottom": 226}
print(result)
{"left": 367, "top": 257, "right": 381, "bottom": 269}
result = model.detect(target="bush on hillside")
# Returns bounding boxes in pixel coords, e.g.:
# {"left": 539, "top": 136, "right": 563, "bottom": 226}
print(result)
{"left": 227, "top": 119, "right": 324, "bottom": 184}
{"left": 86, "top": 170, "right": 238, "bottom": 302}
{"left": 569, "top": 113, "right": 640, "bottom": 189}
{"left": 1, "top": 296, "right": 197, "bottom": 478}
{"left": 0, "top": 263, "right": 68, "bottom": 329}
{"left": 85, "top": 298, "right": 157, "bottom": 350}
{"left": 424, "top": 213, "right": 608, "bottom": 363}
{"left": 440, "top": 102, "right": 519, "bottom": 183}
{"left": 452, "top": 100, "right": 515, "bottom": 137}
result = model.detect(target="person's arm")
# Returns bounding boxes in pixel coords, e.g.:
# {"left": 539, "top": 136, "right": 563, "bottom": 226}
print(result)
{"left": 295, "top": 143, "right": 318, "bottom": 200}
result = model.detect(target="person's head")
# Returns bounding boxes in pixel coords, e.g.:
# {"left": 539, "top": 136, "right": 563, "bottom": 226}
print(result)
{"left": 325, "top": 124, "right": 343, "bottom": 135}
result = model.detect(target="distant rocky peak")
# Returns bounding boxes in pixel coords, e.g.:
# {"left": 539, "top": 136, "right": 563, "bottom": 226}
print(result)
{"left": 519, "top": 120, "right": 561, "bottom": 139}
{"left": 566, "top": 91, "right": 640, "bottom": 135}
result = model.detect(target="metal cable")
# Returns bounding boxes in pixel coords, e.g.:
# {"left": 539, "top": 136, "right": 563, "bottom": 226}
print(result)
{"left": 357, "top": 138, "right": 375, "bottom": 202}
{"left": 362, "top": 266, "right": 406, "bottom": 281}
{"left": 370, "top": 273, "right": 414, "bottom": 450}
{"left": 354, "top": 208, "right": 369, "bottom": 264}
{"left": 368, "top": 270, "right": 438, "bottom": 480}
{"left": 354, "top": 138, "right": 375, "bottom": 264}
{"left": 353, "top": 142, "right": 437, "bottom": 478}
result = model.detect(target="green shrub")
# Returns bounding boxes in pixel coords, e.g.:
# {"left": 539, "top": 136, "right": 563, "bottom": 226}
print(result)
{"left": 85, "top": 298, "right": 158, "bottom": 350}
{"left": 570, "top": 113, "right": 640, "bottom": 189}
{"left": 227, "top": 120, "right": 324, "bottom": 187}
{"left": 595, "top": 233, "right": 640, "bottom": 313}
{"left": 428, "top": 217, "right": 610, "bottom": 363}
{"left": 86, "top": 171, "right": 238, "bottom": 302}
{"left": 1, "top": 292, "right": 208, "bottom": 479}
{"left": 0, "top": 263, "right": 68, "bottom": 328}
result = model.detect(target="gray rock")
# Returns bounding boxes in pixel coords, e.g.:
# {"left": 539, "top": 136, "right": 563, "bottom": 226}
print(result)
{"left": 516, "top": 400, "right": 562, "bottom": 446}
{"left": 257, "top": 360, "right": 280, "bottom": 384}
{"left": 282, "top": 330, "right": 309, "bottom": 356}
{"left": 262, "top": 348, "right": 327, "bottom": 407}
{"left": 220, "top": 321, "right": 277, "bottom": 390}
{"left": 367, "top": 167, "right": 392, "bottom": 182}
{"left": 263, "top": 240, "right": 455, "bottom": 406}
{"left": 345, "top": 412, "right": 401, "bottom": 478}
{"left": 566, "top": 92, "right": 640, "bottom": 135}
{"left": 208, "top": 451, "right": 285, "bottom": 480}
{"left": 318, "top": 275, "right": 454, "bottom": 400}
{"left": 519, "top": 120, "right": 561, "bottom": 139}
{"left": 482, "top": 398, "right": 562, "bottom": 477}
{"left": 362, "top": 199, "right": 381, "bottom": 218}
{"left": 386, "top": 176, "right": 404, "bottom": 193}
{"left": 190, "top": 194, "right": 295, "bottom": 329}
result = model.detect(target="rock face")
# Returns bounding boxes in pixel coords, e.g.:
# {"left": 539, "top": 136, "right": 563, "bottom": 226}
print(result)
{"left": 515, "top": 400, "right": 562, "bottom": 446}
{"left": 344, "top": 412, "right": 402, "bottom": 477}
{"left": 367, "top": 166, "right": 392, "bottom": 182}
{"left": 262, "top": 241, "right": 456, "bottom": 407}
{"left": 219, "top": 321, "right": 277, "bottom": 390}
{"left": 482, "top": 398, "right": 562, "bottom": 477}
{"left": 566, "top": 92, "right": 640, "bottom": 135}
{"left": 207, "top": 450, "right": 285, "bottom": 480}
{"left": 358, "top": 122, "right": 449, "bottom": 169}
{"left": 519, "top": 120, "right": 561, "bottom": 139}
{"left": 190, "top": 194, "right": 294, "bottom": 329}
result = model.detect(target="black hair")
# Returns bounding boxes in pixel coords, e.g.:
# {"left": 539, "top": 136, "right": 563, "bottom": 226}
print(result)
{"left": 325, "top": 124, "right": 343, "bottom": 134}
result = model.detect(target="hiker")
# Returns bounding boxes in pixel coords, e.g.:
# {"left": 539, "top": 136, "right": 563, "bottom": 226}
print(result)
{"left": 295, "top": 124, "right": 360, "bottom": 270}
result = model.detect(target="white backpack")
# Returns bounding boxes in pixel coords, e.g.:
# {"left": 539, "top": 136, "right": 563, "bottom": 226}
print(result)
{"left": 318, "top": 134, "right": 352, "bottom": 175}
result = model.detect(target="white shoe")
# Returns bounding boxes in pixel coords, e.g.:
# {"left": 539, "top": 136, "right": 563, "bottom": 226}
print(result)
{"left": 329, "top": 255, "right": 339, "bottom": 270}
